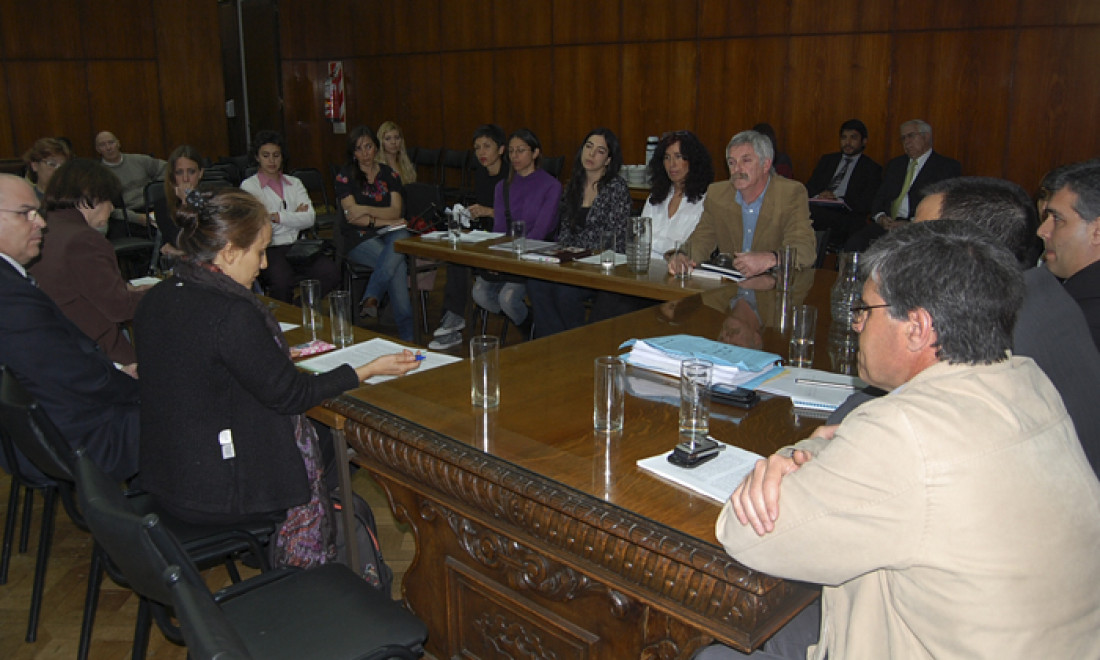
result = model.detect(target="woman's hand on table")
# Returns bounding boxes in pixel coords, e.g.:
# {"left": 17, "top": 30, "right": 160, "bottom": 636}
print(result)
{"left": 355, "top": 350, "right": 422, "bottom": 381}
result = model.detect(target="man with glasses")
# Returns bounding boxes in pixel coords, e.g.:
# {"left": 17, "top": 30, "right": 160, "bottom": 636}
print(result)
{"left": 697, "top": 221, "right": 1100, "bottom": 659}
{"left": 0, "top": 174, "right": 140, "bottom": 481}
{"left": 844, "top": 119, "right": 960, "bottom": 251}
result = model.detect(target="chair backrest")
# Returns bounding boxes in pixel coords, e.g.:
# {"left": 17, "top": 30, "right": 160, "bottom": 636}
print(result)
{"left": 290, "top": 167, "right": 333, "bottom": 211}
{"left": 204, "top": 162, "right": 241, "bottom": 186}
{"left": 540, "top": 156, "right": 565, "bottom": 180}
{"left": 410, "top": 147, "right": 441, "bottom": 184}
{"left": 404, "top": 182, "right": 443, "bottom": 225}
{"left": 0, "top": 365, "right": 75, "bottom": 484}
{"left": 164, "top": 566, "right": 253, "bottom": 660}
{"left": 74, "top": 450, "right": 175, "bottom": 606}
{"left": 441, "top": 149, "right": 469, "bottom": 186}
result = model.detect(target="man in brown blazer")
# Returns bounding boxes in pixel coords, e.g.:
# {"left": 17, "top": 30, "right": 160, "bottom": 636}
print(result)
{"left": 669, "top": 130, "right": 816, "bottom": 278}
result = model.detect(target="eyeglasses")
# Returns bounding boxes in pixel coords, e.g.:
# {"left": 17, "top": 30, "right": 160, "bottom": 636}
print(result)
{"left": 508, "top": 147, "right": 531, "bottom": 155}
{"left": 0, "top": 207, "right": 44, "bottom": 223}
{"left": 850, "top": 301, "right": 891, "bottom": 325}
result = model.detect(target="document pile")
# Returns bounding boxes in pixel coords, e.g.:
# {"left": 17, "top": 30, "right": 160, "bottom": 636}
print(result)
{"left": 755, "top": 366, "right": 865, "bottom": 412}
{"left": 619, "top": 335, "right": 782, "bottom": 388}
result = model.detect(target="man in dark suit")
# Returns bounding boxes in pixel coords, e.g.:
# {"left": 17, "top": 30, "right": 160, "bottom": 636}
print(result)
{"left": 0, "top": 174, "right": 139, "bottom": 481}
{"left": 844, "top": 119, "right": 961, "bottom": 251}
{"left": 1037, "top": 162, "right": 1100, "bottom": 351}
{"left": 805, "top": 119, "right": 882, "bottom": 245}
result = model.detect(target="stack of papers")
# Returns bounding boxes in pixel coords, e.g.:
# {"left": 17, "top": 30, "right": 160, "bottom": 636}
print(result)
{"left": 297, "top": 338, "right": 460, "bottom": 384}
{"left": 420, "top": 229, "right": 504, "bottom": 243}
{"left": 619, "top": 335, "right": 782, "bottom": 388}
{"left": 755, "top": 367, "right": 865, "bottom": 412}
{"left": 636, "top": 441, "right": 763, "bottom": 503}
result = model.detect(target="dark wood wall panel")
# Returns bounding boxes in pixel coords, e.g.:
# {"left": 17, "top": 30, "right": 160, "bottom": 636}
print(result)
{"left": 0, "top": 1, "right": 83, "bottom": 60}
{"left": 492, "top": 49, "right": 555, "bottom": 149}
{"left": 440, "top": 0, "right": 496, "bottom": 52}
{"left": 788, "top": 0, "right": 892, "bottom": 34}
{"left": 439, "top": 51, "right": 496, "bottom": 149}
{"left": 619, "top": 41, "right": 698, "bottom": 164}
{"left": 0, "top": 65, "right": 14, "bottom": 157}
{"left": 698, "top": 0, "right": 790, "bottom": 38}
{"left": 1006, "top": 26, "right": 1100, "bottom": 189}
{"left": 1020, "top": 0, "right": 1100, "bottom": 24}
{"left": 893, "top": 0, "right": 1018, "bottom": 30}
{"left": 492, "top": 1, "right": 553, "bottom": 48}
{"left": 552, "top": 0, "right": 621, "bottom": 45}
{"left": 80, "top": 0, "right": 156, "bottom": 60}
{"left": 5, "top": 62, "right": 91, "bottom": 157}
{"left": 551, "top": 45, "right": 622, "bottom": 160}
{"left": 153, "top": 1, "right": 227, "bottom": 159}
{"left": 622, "top": 0, "right": 698, "bottom": 41}
{"left": 85, "top": 61, "right": 162, "bottom": 157}
{"left": 784, "top": 34, "right": 892, "bottom": 178}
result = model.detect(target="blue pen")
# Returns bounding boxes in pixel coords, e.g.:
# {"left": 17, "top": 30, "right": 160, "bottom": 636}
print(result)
{"left": 414, "top": 353, "right": 426, "bottom": 362}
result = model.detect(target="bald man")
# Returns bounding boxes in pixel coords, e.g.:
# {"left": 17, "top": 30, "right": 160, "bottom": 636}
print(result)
{"left": 94, "top": 131, "right": 165, "bottom": 225}
{"left": 0, "top": 174, "right": 140, "bottom": 481}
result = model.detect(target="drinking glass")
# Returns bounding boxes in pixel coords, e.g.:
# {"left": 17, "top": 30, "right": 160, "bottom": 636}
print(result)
{"left": 593, "top": 356, "right": 625, "bottom": 432}
{"left": 679, "top": 359, "right": 712, "bottom": 440}
{"left": 776, "top": 245, "right": 797, "bottom": 291}
{"left": 470, "top": 335, "right": 500, "bottom": 408}
{"left": 789, "top": 305, "right": 818, "bottom": 367}
{"left": 600, "top": 230, "right": 616, "bottom": 270}
{"left": 510, "top": 220, "right": 526, "bottom": 255}
{"left": 328, "top": 290, "right": 353, "bottom": 348}
{"left": 299, "top": 279, "right": 323, "bottom": 340}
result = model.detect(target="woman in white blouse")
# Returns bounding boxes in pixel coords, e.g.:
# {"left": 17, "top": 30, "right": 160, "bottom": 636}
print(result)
{"left": 641, "top": 130, "right": 714, "bottom": 259}
{"left": 240, "top": 130, "right": 340, "bottom": 302}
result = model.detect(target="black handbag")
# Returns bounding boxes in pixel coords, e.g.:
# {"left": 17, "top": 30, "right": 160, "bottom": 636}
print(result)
{"left": 285, "top": 239, "right": 325, "bottom": 266}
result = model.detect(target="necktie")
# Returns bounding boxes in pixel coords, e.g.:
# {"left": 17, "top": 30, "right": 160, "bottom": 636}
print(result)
{"left": 828, "top": 156, "right": 852, "bottom": 192}
{"left": 890, "top": 159, "right": 917, "bottom": 219}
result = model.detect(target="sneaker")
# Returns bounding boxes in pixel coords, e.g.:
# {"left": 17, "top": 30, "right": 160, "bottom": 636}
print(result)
{"left": 432, "top": 310, "right": 466, "bottom": 337}
{"left": 428, "top": 331, "right": 463, "bottom": 351}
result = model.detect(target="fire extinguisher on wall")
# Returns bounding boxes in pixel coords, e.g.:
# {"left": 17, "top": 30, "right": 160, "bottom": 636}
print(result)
{"left": 326, "top": 61, "right": 346, "bottom": 134}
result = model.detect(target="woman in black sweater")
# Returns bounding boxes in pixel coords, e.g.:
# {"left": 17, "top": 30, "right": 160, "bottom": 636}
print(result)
{"left": 134, "top": 188, "right": 418, "bottom": 568}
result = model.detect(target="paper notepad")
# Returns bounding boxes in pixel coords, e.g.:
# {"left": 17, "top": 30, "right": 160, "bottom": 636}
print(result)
{"left": 296, "top": 337, "right": 460, "bottom": 384}
{"left": 755, "top": 367, "right": 865, "bottom": 412}
{"left": 636, "top": 441, "right": 763, "bottom": 503}
{"left": 620, "top": 335, "right": 782, "bottom": 388}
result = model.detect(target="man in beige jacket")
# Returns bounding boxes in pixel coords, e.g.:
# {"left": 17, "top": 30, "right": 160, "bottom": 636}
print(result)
{"left": 699, "top": 220, "right": 1100, "bottom": 659}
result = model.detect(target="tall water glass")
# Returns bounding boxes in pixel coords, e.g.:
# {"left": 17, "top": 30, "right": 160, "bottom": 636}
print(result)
{"left": 679, "top": 359, "right": 712, "bottom": 440}
{"left": 600, "top": 230, "right": 616, "bottom": 270}
{"left": 628, "top": 216, "right": 652, "bottom": 272}
{"left": 510, "top": 220, "right": 526, "bottom": 255}
{"left": 470, "top": 335, "right": 500, "bottom": 408}
{"left": 789, "top": 305, "right": 818, "bottom": 367}
{"left": 593, "top": 356, "right": 625, "bottom": 432}
{"left": 328, "top": 290, "right": 354, "bottom": 348}
{"left": 299, "top": 279, "right": 323, "bottom": 340}
{"left": 777, "top": 245, "right": 797, "bottom": 291}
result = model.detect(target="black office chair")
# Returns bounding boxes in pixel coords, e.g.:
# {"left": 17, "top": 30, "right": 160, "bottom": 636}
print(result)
{"left": 164, "top": 566, "right": 252, "bottom": 660}
{"left": 540, "top": 156, "right": 565, "bottom": 180}
{"left": 331, "top": 197, "right": 373, "bottom": 301}
{"left": 291, "top": 167, "right": 340, "bottom": 237}
{"left": 108, "top": 201, "right": 157, "bottom": 278}
{"left": 0, "top": 366, "right": 276, "bottom": 660}
{"left": 75, "top": 451, "right": 428, "bottom": 660}
{"left": 439, "top": 148, "right": 472, "bottom": 205}
{"left": 410, "top": 147, "right": 441, "bottom": 185}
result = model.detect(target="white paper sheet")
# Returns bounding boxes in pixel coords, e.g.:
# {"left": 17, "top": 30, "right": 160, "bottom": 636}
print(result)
{"left": 636, "top": 441, "right": 763, "bottom": 503}
{"left": 296, "top": 337, "right": 461, "bottom": 384}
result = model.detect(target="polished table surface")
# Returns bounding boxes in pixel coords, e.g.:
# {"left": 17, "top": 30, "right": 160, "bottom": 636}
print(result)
{"left": 326, "top": 268, "right": 839, "bottom": 657}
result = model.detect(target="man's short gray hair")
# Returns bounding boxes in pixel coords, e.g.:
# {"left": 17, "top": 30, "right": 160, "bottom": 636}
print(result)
{"left": 861, "top": 220, "right": 1024, "bottom": 365}
{"left": 902, "top": 119, "right": 932, "bottom": 135}
{"left": 1046, "top": 160, "right": 1100, "bottom": 224}
{"left": 726, "top": 130, "right": 773, "bottom": 164}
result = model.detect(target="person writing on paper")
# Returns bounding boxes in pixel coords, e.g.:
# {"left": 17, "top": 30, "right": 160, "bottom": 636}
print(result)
{"left": 135, "top": 188, "right": 419, "bottom": 566}
{"left": 668, "top": 130, "right": 815, "bottom": 279}
{"left": 527, "top": 128, "right": 631, "bottom": 337}
{"left": 334, "top": 126, "right": 414, "bottom": 340}
{"left": 642, "top": 130, "right": 713, "bottom": 259}
{"left": 696, "top": 221, "right": 1100, "bottom": 660}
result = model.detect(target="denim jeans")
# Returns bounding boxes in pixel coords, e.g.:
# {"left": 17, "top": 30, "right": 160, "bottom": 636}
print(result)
{"left": 471, "top": 277, "right": 528, "bottom": 326}
{"left": 347, "top": 229, "right": 414, "bottom": 341}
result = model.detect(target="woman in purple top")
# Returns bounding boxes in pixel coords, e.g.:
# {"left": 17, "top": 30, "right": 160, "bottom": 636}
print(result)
{"left": 471, "top": 128, "right": 561, "bottom": 332}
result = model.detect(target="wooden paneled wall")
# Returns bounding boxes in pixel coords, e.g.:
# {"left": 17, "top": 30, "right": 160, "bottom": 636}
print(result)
{"left": 279, "top": 0, "right": 1100, "bottom": 194}
{"left": 0, "top": 1, "right": 226, "bottom": 165}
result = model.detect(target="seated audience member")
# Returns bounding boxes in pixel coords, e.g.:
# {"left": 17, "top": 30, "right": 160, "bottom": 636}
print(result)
{"left": 430, "top": 123, "right": 507, "bottom": 351}
{"left": 669, "top": 130, "right": 816, "bottom": 278}
{"left": 1036, "top": 160, "right": 1100, "bottom": 350}
{"left": 334, "top": 126, "right": 414, "bottom": 341}
{"left": 241, "top": 130, "right": 340, "bottom": 303}
{"left": 831, "top": 176, "right": 1100, "bottom": 479}
{"left": 804, "top": 119, "right": 882, "bottom": 245}
{"left": 22, "top": 137, "right": 72, "bottom": 200}
{"left": 642, "top": 130, "right": 713, "bottom": 259}
{"left": 751, "top": 122, "right": 793, "bottom": 178}
{"left": 158, "top": 145, "right": 206, "bottom": 259}
{"left": 95, "top": 130, "right": 166, "bottom": 225}
{"left": 0, "top": 174, "right": 139, "bottom": 481}
{"left": 844, "top": 119, "right": 961, "bottom": 251}
{"left": 472, "top": 128, "right": 562, "bottom": 335}
{"left": 28, "top": 159, "right": 150, "bottom": 364}
{"left": 527, "top": 128, "right": 631, "bottom": 337}
{"left": 135, "top": 188, "right": 419, "bottom": 566}
{"left": 699, "top": 220, "right": 1100, "bottom": 660}
{"left": 378, "top": 120, "right": 417, "bottom": 183}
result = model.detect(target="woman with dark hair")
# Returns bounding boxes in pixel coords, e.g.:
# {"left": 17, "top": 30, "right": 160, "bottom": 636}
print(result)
{"left": 28, "top": 158, "right": 150, "bottom": 364}
{"left": 22, "top": 137, "right": 72, "bottom": 200}
{"left": 643, "top": 130, "right": 714, "bottom": 258}
{"left": 334, "top": 126, "right": 414, "bottom": 341}
{"left": 429, "top": 123, "right": 507, "bottom": 350}
{"left": 527, "top": 128, "right": 631, "bottom": 337}
{"left": 135, "top": 188, "right": 418, "bottom": 566}
{"left": 241, "top": 130, "right": 340, "bottom": 303}
{"left": 471, "top": 128, "right": 561, "bottom": 333}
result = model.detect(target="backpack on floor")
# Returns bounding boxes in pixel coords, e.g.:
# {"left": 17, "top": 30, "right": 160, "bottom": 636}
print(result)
{"left": 331, "top": 488, "right": 394, "bottom": 595}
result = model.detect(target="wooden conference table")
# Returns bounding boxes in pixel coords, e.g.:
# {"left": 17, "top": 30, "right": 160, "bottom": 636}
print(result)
{"left": 324, "top": 267, "right": 840, "bottom": 658}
